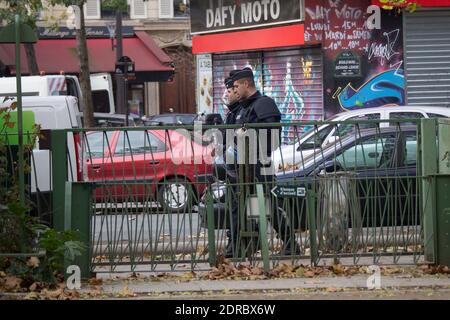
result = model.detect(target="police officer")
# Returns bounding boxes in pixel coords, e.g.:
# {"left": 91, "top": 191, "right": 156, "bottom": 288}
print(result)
{"left": 221, "top": 71, "right": 243, "bottom": 258}
{"left": 222, "top": 72, "right": 241, "bottom": 152}
{"left": 230, "top": 67, "right": 300, "bottom": 256}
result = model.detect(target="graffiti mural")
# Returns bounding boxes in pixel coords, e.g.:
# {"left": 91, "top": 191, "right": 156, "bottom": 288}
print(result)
{"left": 213, "top": 49, "right": 323, "bottom": 144}
{"left": 263, "top": 50, "right": 323, "bottom": 143}
{"left": 338, "top": 69, "right": 405, "bottom": 110}
{"left": 305, "top": 0, "right": 405, "bottom": 118}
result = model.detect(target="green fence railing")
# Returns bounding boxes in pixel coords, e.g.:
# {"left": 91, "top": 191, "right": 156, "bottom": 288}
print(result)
{"left": 8, "top": 118, "right": 450, "bottom": 275}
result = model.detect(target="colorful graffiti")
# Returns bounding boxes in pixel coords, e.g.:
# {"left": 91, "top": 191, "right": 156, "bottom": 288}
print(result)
{"left": 279, "top": 62, "right": 306, "bottom": 142}
{"left": 338, "top": 69, "right": 405, "bottom": 110}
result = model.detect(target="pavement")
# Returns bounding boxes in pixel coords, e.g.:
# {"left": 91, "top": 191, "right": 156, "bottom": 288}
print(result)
{"left": 79, "top": 265, "right": 450, "bottom": 299}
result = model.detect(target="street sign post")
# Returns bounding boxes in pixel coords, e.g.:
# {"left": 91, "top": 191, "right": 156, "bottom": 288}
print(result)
{"left": 271, "top": 185, "right": 306, "bottom": 198}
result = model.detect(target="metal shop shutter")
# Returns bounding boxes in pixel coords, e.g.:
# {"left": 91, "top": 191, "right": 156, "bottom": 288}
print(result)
{"left": 263, "top": 48, "right": 323, "bottom": 144}
{"left": 405, "top": 10, "right": 450, "bottom": 107}
{"left": 212, "top": 52, "right": 262, "bottom": 116}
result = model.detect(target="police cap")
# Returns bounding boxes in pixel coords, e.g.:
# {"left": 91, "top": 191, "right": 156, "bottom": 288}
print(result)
{"left": 231, "top": 67, "right": 254, "bottom": 82}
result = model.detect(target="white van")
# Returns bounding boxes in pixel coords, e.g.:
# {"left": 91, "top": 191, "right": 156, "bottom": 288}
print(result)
{"left": 0, "top": 96, "right": 82, "bottom": 213}
{"left": 90, "top": 73, "right": 116, "bottom": 114}
{"left": 0, "top": 74, "right": 82, "bottom": 101}
{"left": 0, "top": 73, "right": 116, "bottom": 115}
{"left": 273, "top": 105, "right": 450, "bottom": 171}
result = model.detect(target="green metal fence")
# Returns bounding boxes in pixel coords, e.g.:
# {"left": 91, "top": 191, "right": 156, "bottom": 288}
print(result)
{"left": 7, "top": 118, "right": 450, "bottom": 275}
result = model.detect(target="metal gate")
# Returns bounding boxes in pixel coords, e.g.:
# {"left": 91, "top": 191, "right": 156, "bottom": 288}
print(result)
{"left": 404, "top": 10, "right": 450, "bottom": 107}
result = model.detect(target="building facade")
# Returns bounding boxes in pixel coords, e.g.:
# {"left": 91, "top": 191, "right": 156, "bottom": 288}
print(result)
{"left": 1, "top": 0, "right": 194, "bottom": 117}
{"left": 191, "top": 0, "right": 450, "bottom": 144}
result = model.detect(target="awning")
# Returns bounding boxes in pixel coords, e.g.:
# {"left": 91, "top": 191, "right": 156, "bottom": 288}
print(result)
{"left": 0, "top": 31, "right": 174, "bottom": 82}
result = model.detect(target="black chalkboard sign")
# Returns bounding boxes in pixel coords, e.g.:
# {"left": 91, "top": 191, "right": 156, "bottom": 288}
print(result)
{"left": 334, "top": 51, "right": 361, "bottom": 77}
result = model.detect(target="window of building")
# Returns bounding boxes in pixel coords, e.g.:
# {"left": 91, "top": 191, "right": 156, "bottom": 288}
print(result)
{"left": 85, "top": 0, "right": 147, "bottom": 19}
{"left": 101, "top": 2, "right": 130, "bottom": 19}
{"left": 174, "top": 0, "right": 189, "bottom": 17}
{"left": 159, "top": 0, "right": 189, "bottom": 18}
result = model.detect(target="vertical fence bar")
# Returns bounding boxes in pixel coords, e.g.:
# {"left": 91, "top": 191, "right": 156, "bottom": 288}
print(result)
{"left": 307, "top": 189, "right": 318, "bottom": 266}
{"left": 421, "top": 119, "right": 437, "bottom": 263}
{"left": 206, "top": 190, "right": 216, "bottom": 267}
{"left": 256, "top": 184, "right": 270, "bottom": 273}
{"left": 64, "top": 181, "right": 94, "bottom": 280}
{"left": 15, "top": 14, "right": 25, "bottom": 206}
{"left": 435, "top": 119, "right": 450, "bottom": 266}
{"left": 51, "top": 129, "right": 68, "bottom": 231}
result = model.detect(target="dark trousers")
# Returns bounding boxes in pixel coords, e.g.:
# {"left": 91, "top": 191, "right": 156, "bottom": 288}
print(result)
{"left": 226, "top": 163, "right": 296, "bottom": 254}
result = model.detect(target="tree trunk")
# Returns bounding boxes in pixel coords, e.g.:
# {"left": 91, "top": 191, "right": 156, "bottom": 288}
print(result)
{"left": 76, "top": 6, "right": 94, "bottom": 128}
{"left": 24, "top": 43, "right": 39, "bottom": 75}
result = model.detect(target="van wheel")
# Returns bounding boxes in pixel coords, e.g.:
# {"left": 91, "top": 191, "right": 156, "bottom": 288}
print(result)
{"left": 158, "top": 178, "right": 193, "bottom": 213}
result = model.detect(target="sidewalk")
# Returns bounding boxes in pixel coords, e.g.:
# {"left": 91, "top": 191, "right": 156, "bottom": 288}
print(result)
{"left": 81, "top": 269, "right": 450, "bottom": 298}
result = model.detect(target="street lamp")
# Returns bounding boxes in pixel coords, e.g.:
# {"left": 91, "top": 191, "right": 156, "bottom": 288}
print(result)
{"left": 115, "top": 56, "right": 135, "bottom": 126}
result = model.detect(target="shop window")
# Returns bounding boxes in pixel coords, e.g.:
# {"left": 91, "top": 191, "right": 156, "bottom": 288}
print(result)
{"left": 129, "top": 84, "right": 144, "bottom": 116}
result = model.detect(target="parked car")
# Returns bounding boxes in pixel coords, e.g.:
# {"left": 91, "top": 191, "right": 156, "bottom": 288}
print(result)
{"left": 275, "top": 125, "right": 419, "bottom": 230}
{"left": 84, "top": 129, "right": 214, "bottom": 212}
{"left": 79, "top": 112, "right": 140, "bottom": 127}
{"left": 142, "top": 113, "right": 200, "bottom": 126}
{"left": 273, "top": 105, "right": 450, "bottom": 172}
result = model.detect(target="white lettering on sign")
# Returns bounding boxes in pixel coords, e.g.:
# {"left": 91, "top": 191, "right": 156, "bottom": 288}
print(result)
{"left": 206, "top": 0, "right": 281, "bottom": 29}
{"left": 366, "top": 5, "right": 381, "bottom": 30}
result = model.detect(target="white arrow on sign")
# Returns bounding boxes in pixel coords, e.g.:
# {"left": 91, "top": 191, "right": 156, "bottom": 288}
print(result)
{"left": 271, "top": 186, "right": 278, "bottom": 198}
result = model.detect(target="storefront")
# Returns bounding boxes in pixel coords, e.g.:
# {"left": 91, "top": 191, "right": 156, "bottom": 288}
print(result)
{"left": 192, "top": 0, "right": 450, "bottom": 144}
{"left": 191, "top": 0, "right": 322, "bottom": 143}
{"left": 0, "top": 26, "right": 175, "bottom": 117}
{"left": 373, "top": 0, "right": 450, "bottom": 107}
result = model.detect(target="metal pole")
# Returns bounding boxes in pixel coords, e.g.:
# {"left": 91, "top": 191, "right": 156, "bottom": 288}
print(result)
{"left": 115, "top": 10, "right": 125, "bottom": 115}
{"left": 124, "top": 65, "right": 129, "bottom": 127}
{"left": 15, "top": 14, "right": 24, "bottom": 206}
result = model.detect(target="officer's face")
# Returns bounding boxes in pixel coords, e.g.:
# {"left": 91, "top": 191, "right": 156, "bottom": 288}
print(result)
{"left": 233, "top": 79, "right": 248, "bottom": 100}
{"left": 227, "top": 87, "right": 239, "bottom": 104}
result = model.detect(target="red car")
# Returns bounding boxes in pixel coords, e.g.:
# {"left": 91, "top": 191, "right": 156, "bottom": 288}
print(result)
{"left": 84, "top": 129, "right": 213, "bottom": 212}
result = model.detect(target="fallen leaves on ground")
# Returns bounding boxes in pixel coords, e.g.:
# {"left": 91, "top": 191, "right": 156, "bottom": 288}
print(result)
{"left": 115, "top": 286, "right": 136, "bottom": 298}
{"left": 1, "top": 276, "right": 22, "bottom": 292}
{"left": 26, "top": 257, "right": 40, "bottom": 269}
{"left": 88, "top": 277, "right": 103, "bottom": 286}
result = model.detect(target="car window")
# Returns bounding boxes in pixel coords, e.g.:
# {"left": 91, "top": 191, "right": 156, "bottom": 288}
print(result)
{"left": 154, "top": 115, "right": 176, "bottom": 124}
{"left": 405, "top": 135, "right": 417, "bottom": 166}
{"left": 335, "top": 135, "right": 395, "bottom": 170}
{"left": 300, "top": 125, "right": 334, "bottom": 150}
{"left": 389, "top": 112, "right": 423, "bottom": 126}
{"left": 332, "top": 113, "right": 381, "bottom": 138}
{"left": 85, "top": 131, "right": 114, "bottom": 158}
{"left": 177, "top": 115, "right": 195, "bottom": 124}
{"left": 427, "top": 112, "right": 449, "bottom": 119}
{"left": 115, "top": 131, "right": 167, "bottom": 155}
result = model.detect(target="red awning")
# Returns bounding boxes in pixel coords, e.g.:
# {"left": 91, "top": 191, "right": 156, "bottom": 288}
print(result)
{"left": 0, "top": 31, "right": 173, "bottom": 76}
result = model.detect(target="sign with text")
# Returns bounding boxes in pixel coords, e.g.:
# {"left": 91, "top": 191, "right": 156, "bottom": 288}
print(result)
{"left": 190, "top": 0, "right": 304, "bottom": 35}
{"left": 271, "top": 185, "right": 306, "bottom": 198}
{"left": 334, "top": 51, "right": 361, "bottom": 77}
{"left": 196, "top": 54, "right": 213, "bottom": 114}
{"left": 38, "top": 26, "right": 134, "bottom": 39}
